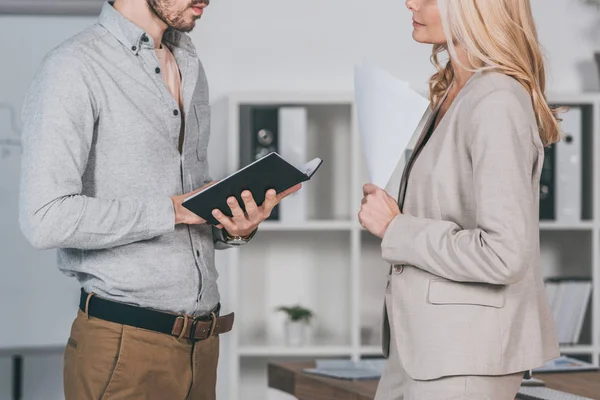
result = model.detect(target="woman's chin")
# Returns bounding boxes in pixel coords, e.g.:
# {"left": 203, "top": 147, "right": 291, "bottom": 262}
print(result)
{"left": 412, "top": 31, "right": 445, "bottom": 45}
{"left": 412, "top": 31, "right": 430, "bottom": 44}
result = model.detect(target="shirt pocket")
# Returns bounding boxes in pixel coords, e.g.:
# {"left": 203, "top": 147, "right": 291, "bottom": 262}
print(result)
{"left": 427, "top": 279, "right": 506, "bottom": 308}
{"left": 193, "top": 103, "right": 211, "bottom": 162}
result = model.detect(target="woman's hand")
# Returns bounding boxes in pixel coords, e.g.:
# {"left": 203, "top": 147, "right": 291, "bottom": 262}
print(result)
{"left": 358, "top": 183, "right": 401, "bottom": 239}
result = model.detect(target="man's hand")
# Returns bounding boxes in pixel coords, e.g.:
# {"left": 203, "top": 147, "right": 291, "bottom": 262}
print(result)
{"left": 171, "top": 181, "right": 217, "bottom": 225}
{"left": 212, "top": 184, "right": 302, "bottom": 237}
{"left": 358, "top": 183, "right": 401, "bottom": 239}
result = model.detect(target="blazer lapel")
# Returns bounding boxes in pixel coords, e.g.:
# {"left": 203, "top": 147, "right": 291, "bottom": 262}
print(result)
{"left": 384, "top": 107, "right": 431, "bottom": 195}
{"left": 395, "top": 73, "right": 483, "bottom": 208}
{"left": 396, "top": 98, "right": 444, "bottom": 208}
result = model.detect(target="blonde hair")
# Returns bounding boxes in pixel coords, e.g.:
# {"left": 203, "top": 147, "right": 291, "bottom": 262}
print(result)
{"left": 432, "top": 0, "right": 561, "bottom": 146}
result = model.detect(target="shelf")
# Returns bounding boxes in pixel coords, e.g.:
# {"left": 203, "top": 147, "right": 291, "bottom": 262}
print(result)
{"left": 239, "top": 334, "right": 352, "bottom": 356}
{"left": 258, "top": 220, "right": 353, "bottom": 231}
{"left": 228, "top": 92, "right": 353, "bottom": 105}
{"left": 547, "top": 93, "right": 600, "bottom": 105}
{"left": 356, "top": 346, "right": 599, "bottom": 357}
{"left": 238, "top": 345, "right": 354, "bottom": 357}
{"left": 539, "top": 221, "right": 595, "bottom": 230}
{"left": 559, "top": 345, "right": 598, "bottom": 354}
{"left": 360, "top": 346, "right": 384, "bottom": 357}
{"left": 237, "top": 230, "right": 353, "bottom": 358}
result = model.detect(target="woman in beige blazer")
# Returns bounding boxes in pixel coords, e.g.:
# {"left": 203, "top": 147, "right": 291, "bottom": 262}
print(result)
{"left": 358, "top": 0, "right": 561, "bottom": 399}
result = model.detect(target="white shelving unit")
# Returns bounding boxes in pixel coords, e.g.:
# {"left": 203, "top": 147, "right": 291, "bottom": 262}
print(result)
{"left": 216, "top": 92, "right": 600, "bottom": 400}
{"left": 543, "top": 94, "right": 599, "bottom": 364}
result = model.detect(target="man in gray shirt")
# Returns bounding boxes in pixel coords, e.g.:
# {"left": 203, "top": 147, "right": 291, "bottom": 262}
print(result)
{"left": 19, "top": 1, "right": 299, "bottom": 399}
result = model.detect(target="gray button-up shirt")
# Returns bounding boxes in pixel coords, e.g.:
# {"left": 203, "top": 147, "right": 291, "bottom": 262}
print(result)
{"left": 19, "top": 2, "right": 230, "bottom": 316}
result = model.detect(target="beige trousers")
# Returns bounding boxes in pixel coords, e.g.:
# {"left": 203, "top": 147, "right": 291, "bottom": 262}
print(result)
{"left": 375, "top": 287, "right": 523, "bottom": 400}
{"left": 64, "top": 310, "right": 219, "bottom": 400}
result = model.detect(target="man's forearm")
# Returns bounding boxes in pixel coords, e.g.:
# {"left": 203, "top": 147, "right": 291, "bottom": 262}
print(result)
{"left": 20, "top": 193, "right": 175, "bottom": 250}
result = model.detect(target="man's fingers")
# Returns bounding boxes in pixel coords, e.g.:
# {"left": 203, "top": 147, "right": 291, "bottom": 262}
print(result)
{"left": 227, "top": 196, "right": 245, "bottom": 220}
{"left": 242, "top": 191, "right": 259, "bottom": 216}
{"left": 262, "top": 189, "right": 278, "bottom": 214}
{"left": 212, "top": 209, "right": 236, "bottom": 231}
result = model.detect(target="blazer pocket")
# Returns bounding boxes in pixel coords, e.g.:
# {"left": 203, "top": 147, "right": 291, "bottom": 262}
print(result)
{"left": 428, "top": 279, "right": 505, "bottom": 308}
{"left": 194, "top": 103, "right": 211, "bottom": 161}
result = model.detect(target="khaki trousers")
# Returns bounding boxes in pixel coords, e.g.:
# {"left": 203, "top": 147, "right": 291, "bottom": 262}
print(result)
{"left": 64, "top": 310, "right": 220, "bottom": 400}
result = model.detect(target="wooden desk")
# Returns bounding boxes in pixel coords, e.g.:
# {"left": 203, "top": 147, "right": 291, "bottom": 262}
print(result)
{"left": 268, "top": 362, "right": 600, "bottom": 400}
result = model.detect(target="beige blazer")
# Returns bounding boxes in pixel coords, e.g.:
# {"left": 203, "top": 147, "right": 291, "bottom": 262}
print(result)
{"left": 380, "top": 71, "right": 559, "bottom": 380}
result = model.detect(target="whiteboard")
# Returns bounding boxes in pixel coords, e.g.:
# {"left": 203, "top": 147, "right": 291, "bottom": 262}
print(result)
{"left": 0, "top": 105, "right": 80, "bottom": 352}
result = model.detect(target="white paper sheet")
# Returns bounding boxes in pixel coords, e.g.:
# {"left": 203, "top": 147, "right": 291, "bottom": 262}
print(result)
{"left": 354, "top": 61, "right": 430, "bottom": 188}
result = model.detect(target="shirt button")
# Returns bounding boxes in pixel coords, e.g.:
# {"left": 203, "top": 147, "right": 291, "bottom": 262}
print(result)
{"left": 141, "top": 34, "right": 149, "bottom": 43}
{"left": 173, "top": 109, "right": 179, "bottom": 116}
{"left": 393, "top": 264, "right": 404, "bottom": 275}
{"left": 131, "top": 46, "right": 137, "bottom": 51}
{"left": 155, "top": 67, "right": 161, "bottom": 74}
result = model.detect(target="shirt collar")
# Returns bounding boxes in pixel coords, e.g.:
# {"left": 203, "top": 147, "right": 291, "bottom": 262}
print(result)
{"left": 98, "top": 1, "right": 197, "bottom": 57}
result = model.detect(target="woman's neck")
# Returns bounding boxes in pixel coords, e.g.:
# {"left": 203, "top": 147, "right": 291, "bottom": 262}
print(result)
{"left": 451, "top": 45, "right": 477, "bottom": 91}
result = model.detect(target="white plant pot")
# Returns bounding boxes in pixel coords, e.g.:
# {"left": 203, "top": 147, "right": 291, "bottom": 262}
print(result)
{"left": 284, "top": 320, "right": 309, "bottom": 347}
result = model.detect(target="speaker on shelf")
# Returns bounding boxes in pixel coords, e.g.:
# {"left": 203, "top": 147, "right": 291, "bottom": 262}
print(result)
{"left": 239, "top": 106, "right": 280, "bottom": 221}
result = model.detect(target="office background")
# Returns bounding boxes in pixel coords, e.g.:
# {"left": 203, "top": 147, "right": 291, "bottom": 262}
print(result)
{"left": 0, "top": 0, "right": 599, "bottom": 399}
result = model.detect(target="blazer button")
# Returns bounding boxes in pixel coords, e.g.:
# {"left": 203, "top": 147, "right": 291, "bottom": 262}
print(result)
{"left": 393, "top": 264, "right": 404, "bottom": 274}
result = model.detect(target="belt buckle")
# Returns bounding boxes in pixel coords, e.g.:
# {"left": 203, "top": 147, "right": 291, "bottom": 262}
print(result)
{"left": 191, "top": 311, "right": 217, "bottom": 343}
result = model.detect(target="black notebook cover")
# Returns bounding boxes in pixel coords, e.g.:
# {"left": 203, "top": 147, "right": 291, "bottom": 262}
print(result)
{"left": 182, "top": 152, "right": 323, "bottom": 226}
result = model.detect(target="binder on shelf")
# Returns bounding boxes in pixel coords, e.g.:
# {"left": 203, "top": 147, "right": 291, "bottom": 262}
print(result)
{"left": 278, "top": 107, "right": 309, "bottom": 223}
{"left": 539, "top": 145, "right": 556, "bottom": 220}
{"left": 556, "top": 107, "right": 583, "bottom": 223}
{"left": 544, "top": 277, "right": 592, "bottom": 345}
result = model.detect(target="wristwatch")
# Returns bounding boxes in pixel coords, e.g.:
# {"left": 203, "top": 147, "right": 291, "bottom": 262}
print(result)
{"left": 224, "top": 229, "right": 257, "bottom": 246}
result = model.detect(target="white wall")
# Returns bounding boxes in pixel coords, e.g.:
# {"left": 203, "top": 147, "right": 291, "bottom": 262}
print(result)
{"left": 0, "top": 0, "right": 598, "bottom": 398}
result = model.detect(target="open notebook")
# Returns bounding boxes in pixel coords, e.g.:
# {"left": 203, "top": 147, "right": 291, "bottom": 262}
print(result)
{"left": 183, "top": 152, "right": 323, "bottom": 226}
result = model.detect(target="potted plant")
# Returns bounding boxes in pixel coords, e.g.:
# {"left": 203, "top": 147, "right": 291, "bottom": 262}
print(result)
{"left": 277, "top": 305, "right": 314, "bottom": 347}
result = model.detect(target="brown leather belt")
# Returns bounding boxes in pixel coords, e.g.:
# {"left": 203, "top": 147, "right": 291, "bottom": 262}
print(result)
{"left": 79, "top": 289, "right": 234, "bottom": 342}
{"left": 170, "top": 312, "right": 234, "bottom": 341}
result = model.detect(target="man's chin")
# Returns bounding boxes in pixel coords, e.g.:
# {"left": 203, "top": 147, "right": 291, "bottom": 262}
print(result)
{"left": 172, "top": 21, "right": 197, "bottom": 33}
